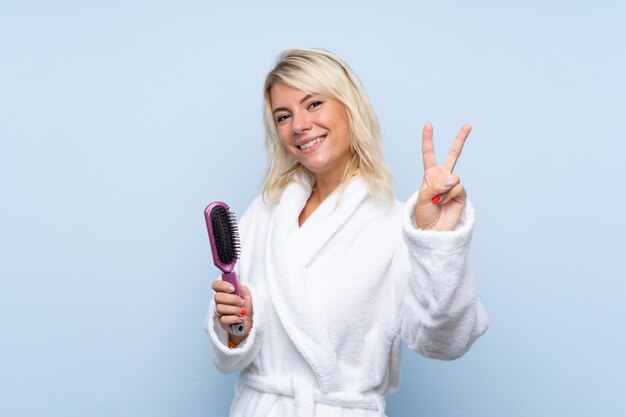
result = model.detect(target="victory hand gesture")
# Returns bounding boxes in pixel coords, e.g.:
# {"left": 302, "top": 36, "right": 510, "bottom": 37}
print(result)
{"left": 415, "top": 122, "right": 471, "bottom": 231}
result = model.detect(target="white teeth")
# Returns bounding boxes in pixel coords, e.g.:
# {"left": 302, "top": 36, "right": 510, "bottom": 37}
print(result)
{"left": 298, "top": 136, "right": 325, "bottom": 150}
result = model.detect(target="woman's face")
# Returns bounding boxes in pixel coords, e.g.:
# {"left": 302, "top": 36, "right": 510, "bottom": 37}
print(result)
{"left": 270, "top": 83, "right": 352, "bottom": 181}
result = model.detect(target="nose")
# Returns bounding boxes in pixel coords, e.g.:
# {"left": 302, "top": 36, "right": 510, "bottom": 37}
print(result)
{"left": 291, "top": 111, "right": 312, "bottom": 136}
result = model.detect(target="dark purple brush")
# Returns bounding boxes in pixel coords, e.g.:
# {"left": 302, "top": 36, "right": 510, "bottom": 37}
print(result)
{"left": 204, "top": 201, "right": 244, "bottom": 336}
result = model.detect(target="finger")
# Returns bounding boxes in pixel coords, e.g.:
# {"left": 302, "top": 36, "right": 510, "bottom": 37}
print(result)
{"left": 219, "top": 314, "right": 245, "bottom": 327}
{"left": 443, "top": 124, "right": 471, "bottom": 173}
{"left": 215, "top": 303, "right": 248, "bottom": 317}
{"left": 439, "top": 183, "right": 467, "bottom": 204}
{"left": 428, "top": 174, "right": 460, "bottom": 204}
{"left": 422, "top": 122, "right": 437, "bottom": 170}
{"left": 214, "top": 292, "right": 245, "bottom": 307}
{"left": 212, "top": 279, "right": 236, "bottom": 294}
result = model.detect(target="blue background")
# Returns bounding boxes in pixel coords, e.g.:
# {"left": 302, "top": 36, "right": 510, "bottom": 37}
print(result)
{"left": 1, "top": 1, "right": 625, "bottom": 416}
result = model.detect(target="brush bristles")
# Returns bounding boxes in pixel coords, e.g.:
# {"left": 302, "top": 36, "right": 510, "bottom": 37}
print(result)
{"left": 210, "top": 206, "right": 241, "bottom": 264}
{"left": 228, "top": 211, "right": 241, "bottom": 256}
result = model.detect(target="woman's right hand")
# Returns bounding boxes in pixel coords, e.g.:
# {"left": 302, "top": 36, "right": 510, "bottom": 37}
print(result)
{"left": 212, "top": 280, "right": 253, "bottom": 344}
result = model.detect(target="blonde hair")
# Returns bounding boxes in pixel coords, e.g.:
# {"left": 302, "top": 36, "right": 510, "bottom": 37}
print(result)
{"left": 261, "top": 48, "right": 393, "bottom": 204}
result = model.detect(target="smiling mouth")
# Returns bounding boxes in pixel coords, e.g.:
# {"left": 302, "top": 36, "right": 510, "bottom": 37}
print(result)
{"left": 297, "top": 135, "right": 326, "bottom": 150}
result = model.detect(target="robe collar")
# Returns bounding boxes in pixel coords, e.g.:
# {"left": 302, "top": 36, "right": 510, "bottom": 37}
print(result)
{"left": 264, "top": 172, "right": 370, "bottom": 392}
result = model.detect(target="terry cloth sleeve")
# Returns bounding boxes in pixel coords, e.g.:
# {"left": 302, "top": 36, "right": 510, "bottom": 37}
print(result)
{"left": 204, "top": 282, "right": 263, "bottom": 373}
{"left": 203, "top": 202, "right": 264, "bottom": 373}
{"left": 395, "top": 190, "right": 489, "bottom": 360}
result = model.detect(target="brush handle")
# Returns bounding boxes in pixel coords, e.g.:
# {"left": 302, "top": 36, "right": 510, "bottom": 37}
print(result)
{"left": 222, "top": 271, "right": 244, "bottom": 336}
{"left": 222, "top": 271, "right": 240, "bottom": 296}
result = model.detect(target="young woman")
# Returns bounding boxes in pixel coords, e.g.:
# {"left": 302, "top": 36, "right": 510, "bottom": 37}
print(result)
{"left": 206, "top": 48, "right": 489, "bottom": 417}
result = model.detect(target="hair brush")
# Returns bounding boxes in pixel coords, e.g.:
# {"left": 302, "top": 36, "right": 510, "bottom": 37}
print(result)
{"left": 204, "top": 201, "right": 244, "bottom": 336}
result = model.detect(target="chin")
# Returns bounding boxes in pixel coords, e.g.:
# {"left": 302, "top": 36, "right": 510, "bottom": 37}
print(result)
{"left": 297, "top": 157, "right": 326, "bottom": 173}
{"left": 301, "top": 162, "right": 329, "bottom": 175}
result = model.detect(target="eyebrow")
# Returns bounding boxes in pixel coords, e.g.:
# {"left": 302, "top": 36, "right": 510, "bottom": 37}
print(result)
{"left": 272, "top": 94, "right": 315, "bottom": 114}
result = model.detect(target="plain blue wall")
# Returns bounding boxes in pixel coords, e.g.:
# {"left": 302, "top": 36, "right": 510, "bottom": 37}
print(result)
{"left": 1, "top": 1, "right": 625, "bottom": 416}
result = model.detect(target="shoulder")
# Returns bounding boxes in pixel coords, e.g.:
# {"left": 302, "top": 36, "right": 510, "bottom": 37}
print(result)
{"left": 238, "top": 193, "right": 276, "bottom": 230}
{"left": 352, "top": 194, "right": 404, "bottom": 236}
{"left": 361, "top": 192, "right": 404, "bottom": 217}
{"left": 243, "top": 194, "right": 274, "bottom": 217}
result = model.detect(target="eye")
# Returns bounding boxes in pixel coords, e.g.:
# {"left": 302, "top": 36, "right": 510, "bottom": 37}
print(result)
{"left": 276, "top": 114, "right": 290, "bottom": 123}
{"left": 308, "top": 100, "right": 323, "bottom": 110}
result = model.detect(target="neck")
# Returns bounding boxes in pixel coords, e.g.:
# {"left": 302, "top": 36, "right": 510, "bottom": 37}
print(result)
{"left": 311, "top": 178, "right": 339, "bottom": 202}
{"left": 298, "top": 168, "right": 351, "bottom": 227}
{"left": 311, "top": 171, "right": 344, "bottom": 203}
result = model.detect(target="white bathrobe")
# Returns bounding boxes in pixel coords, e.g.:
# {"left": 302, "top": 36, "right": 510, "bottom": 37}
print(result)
{"left": 205, "top": 174, "right": 489, "bottom": 417}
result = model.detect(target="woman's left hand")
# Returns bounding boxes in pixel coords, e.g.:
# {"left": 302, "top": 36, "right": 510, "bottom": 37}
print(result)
{"left": 415, "top": 122, "right": 471, "bottom": 231}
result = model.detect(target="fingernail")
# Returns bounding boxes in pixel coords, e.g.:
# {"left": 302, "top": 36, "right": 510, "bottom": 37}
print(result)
{"left": 240, "top": 308, "right": 247, "bottom": 316}
{"left": 226, "top": 285, "right": 235, "bottom": 293}
{"left": 239, "top": 299, "right": 245, "bottom": 307}
{"left": 432, "top": 194, "right": 441, "bottom": 204}
{"left": 444, "top": 179, "right": 455, "bottom": 187}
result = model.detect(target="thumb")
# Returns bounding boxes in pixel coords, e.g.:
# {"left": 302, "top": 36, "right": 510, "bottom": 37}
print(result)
{"left": 430, "top": 174, "right": 461, "bottom": 204}
{"left": 239, "top": 284, "right": 253, "bottom": 309}
{"left": 440, "top": 183, "right": 467, "bottom": 205}
{"left": 239, "top": 283, "right": 251, "bottom": 299}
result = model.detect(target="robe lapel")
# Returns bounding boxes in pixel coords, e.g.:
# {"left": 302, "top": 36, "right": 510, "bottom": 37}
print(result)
{"left": 297, "top": 176, "right": 369, "bottom": 267}
{"left": 264, "top": 174, "right": 369, "bottom": 393}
